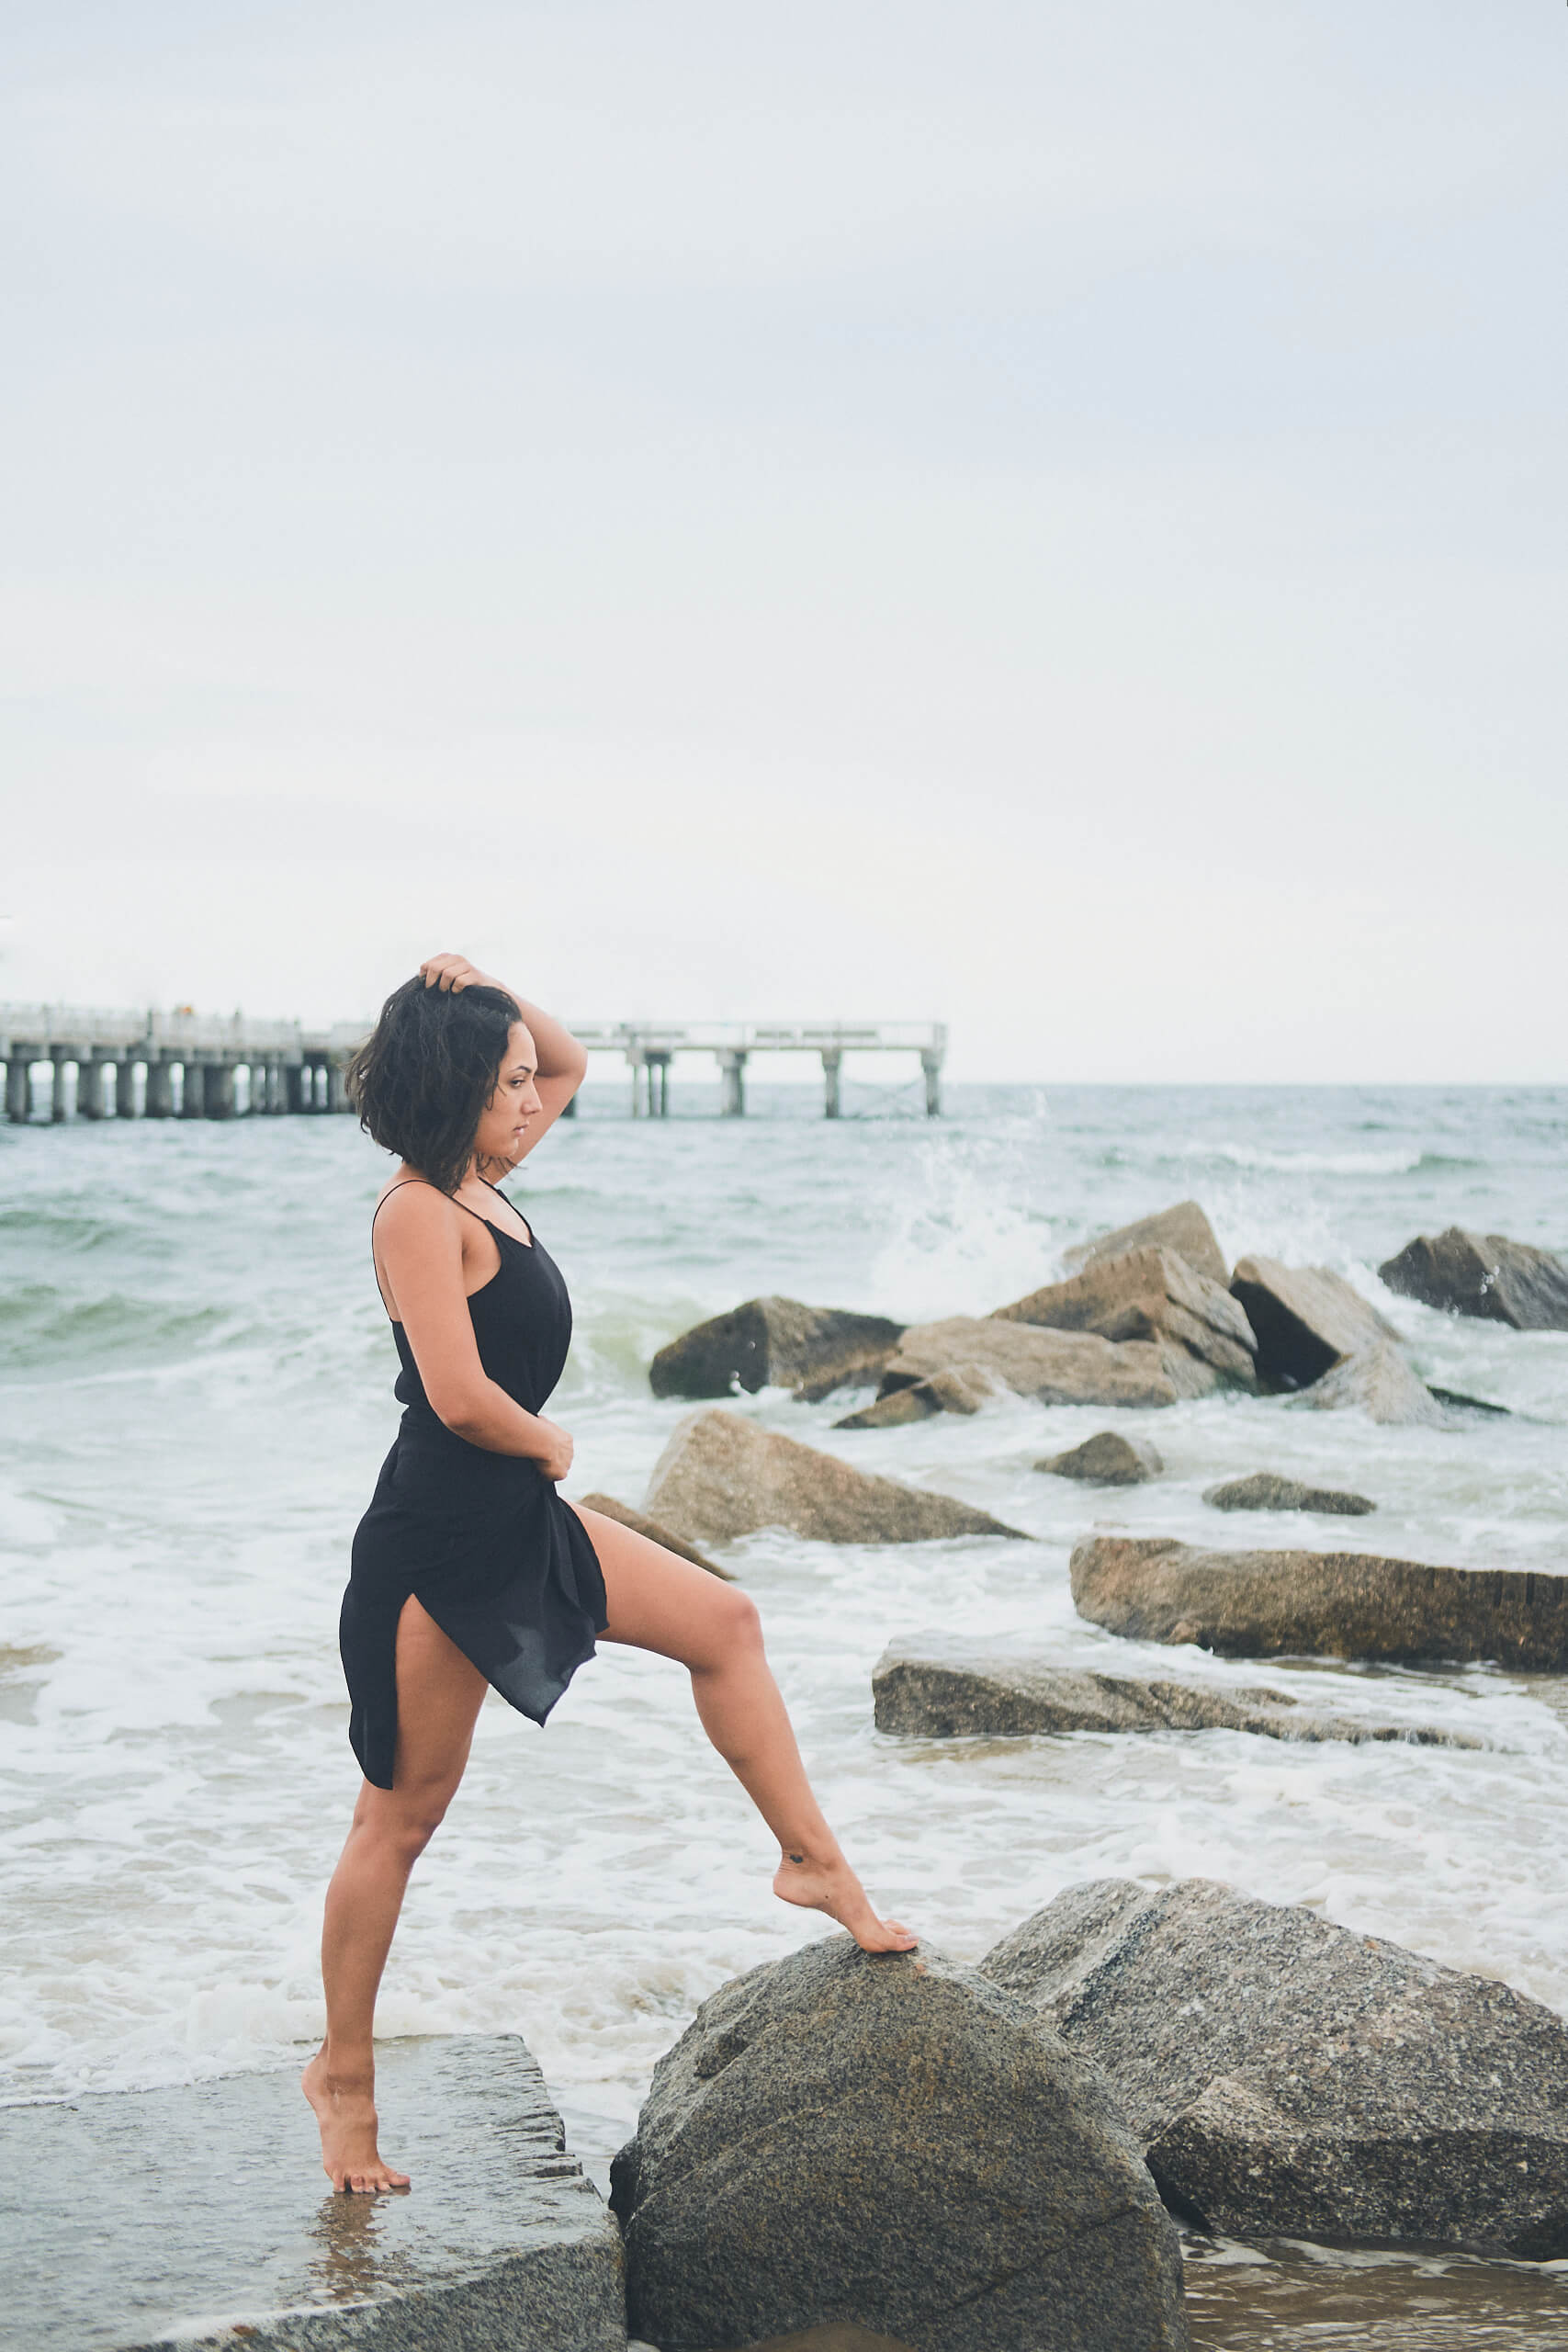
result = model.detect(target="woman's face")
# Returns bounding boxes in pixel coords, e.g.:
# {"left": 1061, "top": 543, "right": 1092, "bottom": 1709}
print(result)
{"left": 471, "top": 1022, "right": 543, "bottom": 1173}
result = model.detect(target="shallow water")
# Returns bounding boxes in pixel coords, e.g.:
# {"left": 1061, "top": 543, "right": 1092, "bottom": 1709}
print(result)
{"left": 3, "top": 1082, "right": 1565, "bottom": 2346}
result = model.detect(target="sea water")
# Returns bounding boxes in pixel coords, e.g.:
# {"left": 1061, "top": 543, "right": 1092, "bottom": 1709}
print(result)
{"left": 3, "top": 1081, "right": 1566, "bottom": 2350}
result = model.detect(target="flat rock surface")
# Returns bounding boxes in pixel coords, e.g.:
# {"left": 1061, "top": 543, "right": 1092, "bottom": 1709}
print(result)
{"left": 575, "top": 1491, "right": 734, "bottom": 1578}
{"left": 643, "top": 1408, "right": 1026, "bottom": 1544}
{"left": 993, "top": 1248, "right": 1258, "bottom": 1388}
{"left": 871, "top": 1637, "right": 1477, "bottom": 1747}
{"left": 1378, "top": 1227, "right": 1568, "bottom": 1331}
{"left": 1036, "top": 1430, "right": 1163, "bottom": 1485}
{"left": 875, "top": 1317, "right": 1196, "bottom": 1408}
{"left": 981, "top": 1878, "right": 1568, "bottom": 2256}
{"left": 1070, "top": 1534, "right": 1568, "bottom": 1669}
{"left": 611, "top": 1934, "right": 1189, "bottom": 2352}
{"left": 649, "top": 1298, "right": 904, "bottom": 1401}
{"left": 1062, "top": 1200, "right": 1229, "bottom": 1288}
{"left": 1229, "top": 1256, "right": 1397, "bottom": 1389}
{"left": 0, "top": 2036, "right": 625, "bottom": 2352}
{"left": 1203, "top": 1471, "right": 1375, "bottom": 1516}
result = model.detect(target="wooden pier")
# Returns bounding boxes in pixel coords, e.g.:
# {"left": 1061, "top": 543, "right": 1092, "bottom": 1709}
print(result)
{"left": 0, "top": 1007, "right": 946, "bottom": 1122}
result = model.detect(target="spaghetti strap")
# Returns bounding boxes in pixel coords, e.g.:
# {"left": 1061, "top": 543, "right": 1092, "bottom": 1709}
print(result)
{"left": 371, "top": 1180, "right": 491, "bottom": 1231}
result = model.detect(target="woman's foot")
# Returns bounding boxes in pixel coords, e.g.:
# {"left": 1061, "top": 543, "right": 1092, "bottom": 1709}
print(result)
{"left": 773, "top": 1849, "right": 918, "bottom": 1953}
{"left": 302, "top": 2048, "right": 411, "bottom": 2192}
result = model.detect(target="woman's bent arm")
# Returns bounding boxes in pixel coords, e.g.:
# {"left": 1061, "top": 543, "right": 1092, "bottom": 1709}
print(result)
{"left": 419, "top": 953, "right": 586, "bottom": 1156}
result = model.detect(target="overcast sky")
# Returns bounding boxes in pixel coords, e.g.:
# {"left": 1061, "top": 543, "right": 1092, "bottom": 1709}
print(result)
{"left": 3, "top": 2, "right": 1562, "bottom": 1080}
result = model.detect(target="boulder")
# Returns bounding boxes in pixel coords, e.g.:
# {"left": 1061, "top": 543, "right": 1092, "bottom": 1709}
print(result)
{"left": 1379, "top": 1227, "right": 1568, "bottom": 1331}
{"left": 1228, "top": 1256, "right": 1397, "bottom": 1390}
{"left": 649, "top": 1296, "right": 906, "bottom": 1401}
{"left": 610, "top": 1934, "right": 1190, "bottom": 2352}
{"left": 575, "top": 1491, "right": 734, "bottom": 1578}
{"left": 876, "top": 1317, "right": 1201, "bottom": 1408}
{"left": 1064, "top": 1200, "right": 1228, "bottom": 1289}
{"left": 1070, "top": 1534, "right": 1568, "bottom": 1669}
{"left": 0, "top": 2037, "right": 625, "bottom": 2352}
{"left": 871, "top": 1638, "right": 1477, "bottom": 1748}
{"left": 981, "top": 1878, "right": 1568, "bottom": 2256}
{"left": 994, "top": 1250, "right": 1258, "bottom": 1389}
{"left": 833, "top": 1363, "right": 998, "bottom": 1430}
{"left": 1295, "top": 1341, "right": 1445, "bottom": 1428}
{"left": 1202, "top": 1472, "right": 1375, "bottom": 1517}
{"left": 643, "top": 1408, "right": 1027, "bottom": 1545}
{"left": 1036, "top": 1430, "right": 1164, "bottom": 1486}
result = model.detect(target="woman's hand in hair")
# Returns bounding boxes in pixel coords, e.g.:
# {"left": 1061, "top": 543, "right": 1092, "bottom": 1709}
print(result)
{"left": 420, "top": 951, "right": 502, "bottom": 995}
{"left": 530, "top": 1417, "right": 575, "bottom": 1483}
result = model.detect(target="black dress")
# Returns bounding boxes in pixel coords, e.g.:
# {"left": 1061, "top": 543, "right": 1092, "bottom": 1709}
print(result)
{"left": 341, "top": 1180, "right": 607, "bottom": 1790}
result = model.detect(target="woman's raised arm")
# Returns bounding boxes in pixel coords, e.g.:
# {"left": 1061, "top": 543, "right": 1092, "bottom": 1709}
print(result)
{"left": 418, "top": 952, "right": 588, "bottom": 1159}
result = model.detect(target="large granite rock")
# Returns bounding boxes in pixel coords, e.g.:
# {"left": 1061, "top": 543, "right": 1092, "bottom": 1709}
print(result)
{"left": 1295, "top": 1340, "right": 1445, "bottom": 1427}
{"left": 649, "top": 1297, "right": 906, "bottom": 1402}
{"left": 1070, "top": 1534, "right": 1568, "bottom": 1669}
{"left": 643, "top": 1408, "right": 1026, "bottom": 1545}
{"left": 609, "top": 1934, "right": 1190, "bottom": 2352}
{"left": 833, "top": 1364, "right": 998, "bottom": 1430}
{"left": 1379, "top": 1227, "right": 1568, "bottom": 1331}
{"left": 994, "top": 1249, "right": 1258, "bottom": 1389}
{"left": 1036, "top": 1430, "right": 1164, "bottom": 1485}
{"left": 871, "top": 1637, "right": 1477, "bottom": 1748}
{"left": 1202, "top": 1471, "right": 1375, "bottom": 1517}
{"left": 575, "top": 1492, "right": 734, "bottom": 1578}
{"left": 1228, "top": 1256, "right": 1397, "bottom": 1390}
{"left": 981, "top": 1879, "right": 1568, "bottom": 2256}
{"left": 874, "top": 1317, "right": 1203, "bottom": 1408}
{"left": 1063, "top": 1201, "right": 1228, "bottom": 1288}
{"left": 0, "top": 2037, "right": 625, "bottom": 2352}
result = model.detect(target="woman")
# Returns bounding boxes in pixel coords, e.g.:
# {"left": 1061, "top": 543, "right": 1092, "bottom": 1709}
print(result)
{"left": 304, "top": 952, "right": 914, "bottom": 2193}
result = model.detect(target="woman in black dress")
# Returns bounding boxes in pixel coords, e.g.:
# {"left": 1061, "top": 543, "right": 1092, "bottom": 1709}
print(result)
{"left": 304, "top": 952, "right": 914, "bottom": 2192}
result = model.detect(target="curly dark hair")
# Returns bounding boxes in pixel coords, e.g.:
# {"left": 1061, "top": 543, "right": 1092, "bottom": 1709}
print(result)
{"left": 347, "top": 977, "right": 523, "bottom": 1194}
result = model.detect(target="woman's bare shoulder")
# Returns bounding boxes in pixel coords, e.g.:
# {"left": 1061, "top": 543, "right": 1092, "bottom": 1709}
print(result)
{"left": 372, "top": 1177, "right": 457, "bottom": 1238}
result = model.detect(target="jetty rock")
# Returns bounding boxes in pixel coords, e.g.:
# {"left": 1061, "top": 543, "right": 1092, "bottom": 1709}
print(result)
{"left": 1064, "top": 1199, "right": 1229, "bottom": 1289}
{"left": 833, "top": 1363, "right": 999, "bottom": 1430}
{"left": 609, "top": 1933, "right": 1190, "bottom": 2352}
{"left": 1202, "top": 1471, "right": 1375, "bottom": 1516}
{"left": 871, "top": 1637, "right": 1476, "bottom": 1749}
{"left": 1070, "top": 1534, "right": 1568, "bottom": 1669}
{"left": 1295, "top": 1340, "right": 1445, "bottom": 1427}
{"left": 994, "top": 1248, "right": 1258, "bottom": 1390}
{"left": 981, "top": 1878, "right": 1568, "bottom": 2256}
{"left": 1228, "top": 1255, "right": 1397, "bottom": 1390}
{"left": 0, "top": 2036, "right": 624, "bottom": 2352}
{"left": 872, "top": 1317, "right": 1202, "bottom": 1410}
{"left": 649, "top": 1296, "right": 906, "bottom": 1402}
{"left": 575, "top": 1491, "right": 734, "bottom": 1578}
{"left": 643, "top": 1408, "right": 1027, "bottom": 1545}
{"left": 1379, "top": 1226, "right": 1568, "bottom": 1331}
{"left": 1036, "top": 1430, "right": 1164, "bottom": 1485}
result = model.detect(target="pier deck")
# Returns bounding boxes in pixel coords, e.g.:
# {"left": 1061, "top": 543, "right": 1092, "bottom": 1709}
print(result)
{"left": 0, "top": 1007, "right": 946, "bottom": 1121}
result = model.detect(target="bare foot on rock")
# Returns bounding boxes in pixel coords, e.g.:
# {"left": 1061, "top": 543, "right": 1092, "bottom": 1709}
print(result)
{"left": 773, "top": 1849, "right": 917, "bottom": 1953}
{"left": 302, "top": 2048, "right": 411, "bottom": 2193}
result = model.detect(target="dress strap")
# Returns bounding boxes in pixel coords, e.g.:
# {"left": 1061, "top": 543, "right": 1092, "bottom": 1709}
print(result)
{"left": 371, "top": 1179, "right": 491, "bottom": 1231}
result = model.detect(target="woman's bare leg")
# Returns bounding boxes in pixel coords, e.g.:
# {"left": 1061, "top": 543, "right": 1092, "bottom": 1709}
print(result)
{"left": 574, "top": 1505, "right": 915, "bottom": 1953}
{"left": 303, "top": 1596, "right": 488, "bottom": 2190}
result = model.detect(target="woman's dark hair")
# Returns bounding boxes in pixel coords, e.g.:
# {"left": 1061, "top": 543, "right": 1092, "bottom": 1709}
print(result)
{"left": 347, "top": 978, "right": 523, "bottom": 1193}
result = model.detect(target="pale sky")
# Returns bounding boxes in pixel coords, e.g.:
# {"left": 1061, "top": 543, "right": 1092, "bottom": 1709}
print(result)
{"left": 3, "top": 2, "right": 1563, "bottom": 1080}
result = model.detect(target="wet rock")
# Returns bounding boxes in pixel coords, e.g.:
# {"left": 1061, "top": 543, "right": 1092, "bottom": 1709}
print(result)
{"left": 1379, "top": 1227, "right": 1568, "bottom": 1331}
{"left": 649, "top": 1296, "right": 906, "bottom": 1402}
{"left": 643, "top": 1408, "right": 1027, "bottom": 1545}
{"left": 610, "top": 1933, "right": 1190, "bottom": 2352}
{"left": 981, "top": 1878, "right": 1568, "bottom": 2256}
{"left": 1295, "top": 1341, "right": 1445, "bottom": 1428}
{"left": 1036, "top": 1430, "right": 1164, "bottom": 1486}
{"left": 1228, "top": 1256, "right": 1398, "bottom": 1390}
{"left": 995, "top": 1250, "right": 1258, "bottom": 1389}
{"left": 876, "top": 1317, "right": 1199, "bottom": 1408}
{"left": 833, "top": 1363, "right": 998, "bottom": 1430}
{"left": 0, "top": 2036, "right": 625, "bottom": 2352}
{"left": 575, "top": 1491, "right": 735, "bottom": 1578}
{"left": 1070, "top": 1534, "right": 1568, "bottom": 1669}
{"left": 871, "top": 1638, "right": 1477, "bottom": 1747}
{"left": 1063, "top": 1200, "right": 1229, "bottom": 1289}
{"left": 1202, "top": 1472, "right": 1375, "bottom": 1517}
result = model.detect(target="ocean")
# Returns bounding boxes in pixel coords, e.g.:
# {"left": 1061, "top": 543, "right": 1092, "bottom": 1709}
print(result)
{"left": 3, "top": 1080, "right": 1566, "bottom": 2349}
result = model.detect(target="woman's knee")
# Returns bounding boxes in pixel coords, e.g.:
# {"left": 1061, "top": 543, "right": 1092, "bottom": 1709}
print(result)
{"left": 692, "top": 1582, "right": 763, "bottom": 1668}
{"left": 357, "top": 1778, "right": 457, "bottom": 1861}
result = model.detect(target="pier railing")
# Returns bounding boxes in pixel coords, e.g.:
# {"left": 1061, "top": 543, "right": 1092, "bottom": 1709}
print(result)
{"left": 0, "top": 1006, "right": 946, "bottom": 1121}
